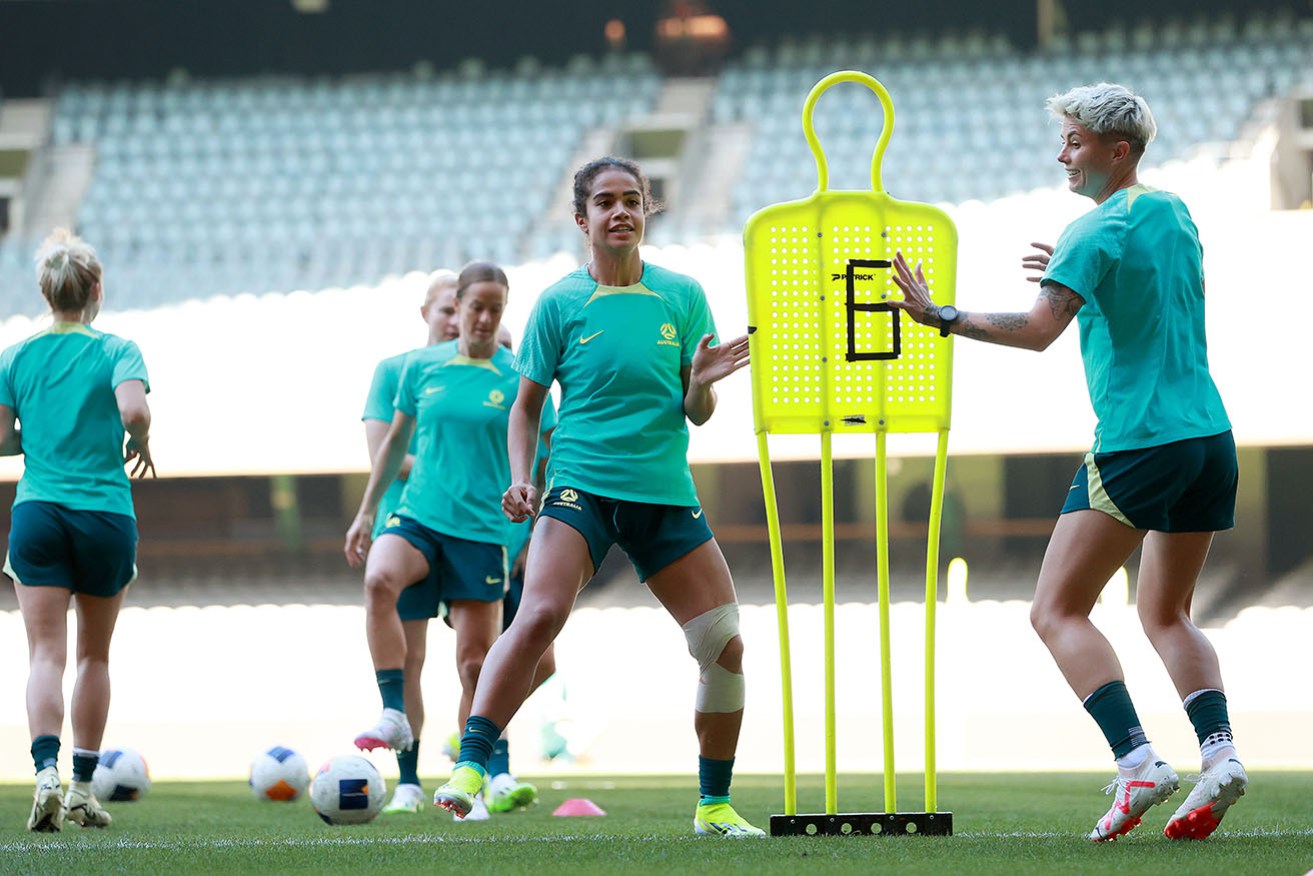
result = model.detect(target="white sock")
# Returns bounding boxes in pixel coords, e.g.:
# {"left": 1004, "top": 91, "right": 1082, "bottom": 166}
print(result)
{"left": 1116, "top": 743, "right": 1153, "bottom": 772}
{"left": 1200, "top": 732, "right": 1237, "bottom": 770}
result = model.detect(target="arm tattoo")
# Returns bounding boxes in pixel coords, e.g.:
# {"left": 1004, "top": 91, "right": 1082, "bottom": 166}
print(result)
{"left": 986, "top": 312, "right": 1029, "bottom": 332}
{"left": 1041, "top": 286, "right": 1083, "bottom": 319}
{"left": 954, "top": 311, "right": 1031, "bottom": 343}
{"left": 957, "top": 322, "right": 993, "bottom": 342}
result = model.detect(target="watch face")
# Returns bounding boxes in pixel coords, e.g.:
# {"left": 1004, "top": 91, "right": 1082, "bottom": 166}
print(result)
{"left": 940, "top": 305, "right": 958, "bottom": 322}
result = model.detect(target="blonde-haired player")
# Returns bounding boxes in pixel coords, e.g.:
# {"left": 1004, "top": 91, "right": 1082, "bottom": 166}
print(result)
{"left": 2, "top": 229, "right": 154, "bottom": 831}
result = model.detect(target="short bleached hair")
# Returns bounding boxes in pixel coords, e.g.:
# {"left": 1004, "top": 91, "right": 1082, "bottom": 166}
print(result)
{"left": 423, "top": 268, "right": 458, "bottom": 306}
{"left": 426, "top": 268, "right": 458, "bottom": 292}
{"left": 1046, "top": 83, "right": 1157, "bottom": 156}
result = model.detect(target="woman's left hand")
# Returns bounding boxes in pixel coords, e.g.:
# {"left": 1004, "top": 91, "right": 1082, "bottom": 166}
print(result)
{"left": 887, "top": 251, "right": 939, "bottom": 326}
{"left": 690, "top": 333, "right": 750, "bottom": 387}
{"left": 1022, "top": 242, "right": 1053, "bottom": 283}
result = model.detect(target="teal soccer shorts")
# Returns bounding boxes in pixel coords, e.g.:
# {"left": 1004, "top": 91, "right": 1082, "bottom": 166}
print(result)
{"left": 5, "top": 501, "right": 137, "bottom": 597}
{"left": 538, "top": 485, "right": 714, "bottom": 581}
{"left": 381, "top": 515, "right": 507, "bottom": 620}
{"left": 1061, "top": 431, "right": 1237, "bottom": 532}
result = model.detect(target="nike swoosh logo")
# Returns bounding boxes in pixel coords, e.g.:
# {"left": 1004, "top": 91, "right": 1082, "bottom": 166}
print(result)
{"left": 692, "top": 509, "right": 704, "bottom": 519}
{"left": 424, "top": 386, "right": 445, "bottom": 395}
{"left": 485, "top": 576, "right": 502, "bottom": 585}
{"left": 1069, "top": 484, "right": 1080, "bottom": 491}
{"left": 579, "top": 331, "right": 604, "bottom": 344}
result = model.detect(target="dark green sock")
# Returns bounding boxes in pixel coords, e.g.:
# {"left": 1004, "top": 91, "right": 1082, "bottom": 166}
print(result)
{"left": 698, "top": 755, "right": 734, "bottom": 803}
{"left": 1184, "top": 689, "right": 1232, "bottom": 745}
{"left": 1083, "top": 681, "right": 1149, "bottom": 759}
{"left": 376, "top": 668, "right": 405, "bottom": 713}
{"left": 488, "top": 738, "right": 510, "bottom": 777}
{"left": 31, "top": 735, "right": 59, "bottom": 774}
{"left": 456, "top": 716, "right": 501, "bottom": 773}
{"left": 397, "top": 740, "right": 420, "bottom": 787}
{"left": 72, "top": 748, "right": 100, "bottom": 783}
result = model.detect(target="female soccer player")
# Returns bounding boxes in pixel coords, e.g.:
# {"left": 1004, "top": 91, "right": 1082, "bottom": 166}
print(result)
{"left": 435, "top": 157, "right": 761, "bottom": 837}
{"left": 345, "top": 261, "right": 528, "bottom": 820}
{"left": 2, "top": 229, "right": 154, "bottom": 832}
{"left": 360, "top": 269, "right": 459, "bottom": 815}
{"left": 889, "top": 83, "right": 1245, "bottom": 841}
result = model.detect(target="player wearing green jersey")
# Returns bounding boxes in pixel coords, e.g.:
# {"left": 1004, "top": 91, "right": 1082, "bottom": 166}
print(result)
{"left": 889, "top": 84, "right": 1244, "bottom": 841}
{"left": 346, "top": 262, "right": 524, "bottom": 819}
{"left": 360, "top": 269, "right": 459, "bottom": 814}
{"left": 2, "top": 229, "right": 154, "bottom": 832}
{"left": 459, "top": 332, "right": 559, "bottom": 816}
{"left": 435, "top": 158, "right": 761, "bottom": 837}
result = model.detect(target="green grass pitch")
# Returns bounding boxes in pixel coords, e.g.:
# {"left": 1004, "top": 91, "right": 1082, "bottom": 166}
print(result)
{"left": 1, "top": 772, "right": 1309, "bottom": 874}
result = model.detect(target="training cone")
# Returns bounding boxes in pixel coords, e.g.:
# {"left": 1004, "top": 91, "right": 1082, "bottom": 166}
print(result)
{"left": 552, "top": 798, "right": 606, "bottom": 817}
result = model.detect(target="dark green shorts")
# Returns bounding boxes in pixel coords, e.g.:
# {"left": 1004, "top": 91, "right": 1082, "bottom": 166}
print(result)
{"left": 5, "top": 501, "right": 137, "bottom": 597}
{"left": 382, "top": 516, "right": 507, "bottom": 621}
{"left": 1061, "top": 431, "right": 1237, "bottom": 532}
{"left": 538, "top": 486, "right": 714, "bottom": 582}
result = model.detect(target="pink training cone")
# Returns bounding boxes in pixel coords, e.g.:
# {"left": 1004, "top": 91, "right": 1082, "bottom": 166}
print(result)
{"left": 552, "top": 798, "right": 606, "bottom": 817}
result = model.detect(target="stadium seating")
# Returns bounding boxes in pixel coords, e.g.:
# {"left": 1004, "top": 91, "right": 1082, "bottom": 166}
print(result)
{"left": 26, "top": 55, "right": 660, "bottom": 312}
{"left": 1, "top": 10, "right": 1311, "bottom": 314}
{"left": 720, "top": 15, "right": 1313, "bottom": 225}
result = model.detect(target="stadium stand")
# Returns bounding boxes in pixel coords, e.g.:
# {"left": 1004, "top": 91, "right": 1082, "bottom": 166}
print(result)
{"left": 0, "top": 54, "right": 660, "bottom": 313}
{"left": 0, "top": 12, "right": 1310, "bottom": 313}
{"left": 719, "top": 15, "right": 1313, "bottom": 224}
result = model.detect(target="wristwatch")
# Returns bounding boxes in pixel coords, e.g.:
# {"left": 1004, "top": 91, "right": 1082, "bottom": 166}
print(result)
{"left": 936, "top": 305, "right": 959, "bottom": 337}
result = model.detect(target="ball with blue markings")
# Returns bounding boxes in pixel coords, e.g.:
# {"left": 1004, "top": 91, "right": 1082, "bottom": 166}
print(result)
{"left": 249, "top": 745, "right": 310, "bottom": 801}
{"left": 92, "top": 747, "right": 152, "bottom": 802}
{"left": 309, "top": 754, "right": 385, "bottom": 824}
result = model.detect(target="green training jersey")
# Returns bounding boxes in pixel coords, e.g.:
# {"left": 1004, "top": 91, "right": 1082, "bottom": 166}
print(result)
{"left": 0, "top": 323, "right": 150, "bottom": 518}
{"left": 508, "top": 396, "right": 558, "bottom": 563}
{"left": 394, "top": 340, "right": 520, "bottom": 545}
{"left": 1043, "top": 185, "right": 1230, "bottom": 452}
{"left": 515, "top": 263, "right": 716, "bottom": 505}
{"left": 362, "top": 351, "right": 421, "bottom": 539}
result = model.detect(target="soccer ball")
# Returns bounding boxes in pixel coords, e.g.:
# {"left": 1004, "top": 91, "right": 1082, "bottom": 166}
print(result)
{"left": 249, "top": 745, "right": 310, "bottom": 802}
{"left": 92, "top": 747, "right": 152, "bottom": 802}
{"left": 309, "top": 755, "right": 385, "bottom": 825}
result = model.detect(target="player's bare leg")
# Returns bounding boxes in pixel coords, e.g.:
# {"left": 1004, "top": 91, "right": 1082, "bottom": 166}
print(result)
{"left": 1137, "top": 530, "right": 1247, "bottom": 839}
{"left": 647, "top": 539, "right": 763, "bottom": 838}
{"left": 436, "top": 520, "right": 589, "bottom": 818}
{"left": 14, "top": 582, "right": 71, "bottom": 832}
{"left": 355, "top": 535, "right": 428, "bottom": 753}
{"left": 383, "top": 619, "right": 429, "bottom": 814}
{"left": 63, "top": 590, "right": 124, "bottom": 828}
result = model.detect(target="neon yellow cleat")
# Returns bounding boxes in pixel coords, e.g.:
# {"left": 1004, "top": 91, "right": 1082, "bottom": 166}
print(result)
{"left": 441, "top": 732, "right": 460, "bottom": 763}
{"left": 487, "top": 774, "right": 538, "bottom": 813}
{"left": 694, "top": 801, "right": 766, "bottom": 838}
{"left": 433, "top": 765, "right": 485, "bottom": 819}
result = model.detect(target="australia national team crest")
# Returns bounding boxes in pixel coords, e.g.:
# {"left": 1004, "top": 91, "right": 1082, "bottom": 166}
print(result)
{"left": 483, "top": 388, "right": 507, "bottom": 410}
{"left": 658, "top": 323, "right": 679, "bottom": 347}
{"left": 554, "top": 488, "right": 583, "bottom": 511}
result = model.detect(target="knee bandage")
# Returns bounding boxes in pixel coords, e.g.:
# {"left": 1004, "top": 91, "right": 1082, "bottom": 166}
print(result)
{"left": 682, "top": 604, "right": 745, "bottom": 713}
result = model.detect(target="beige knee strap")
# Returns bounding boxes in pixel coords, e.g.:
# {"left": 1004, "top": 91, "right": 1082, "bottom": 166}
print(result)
{"left": 682, "top": 604, "right": 744, "bottom": 713}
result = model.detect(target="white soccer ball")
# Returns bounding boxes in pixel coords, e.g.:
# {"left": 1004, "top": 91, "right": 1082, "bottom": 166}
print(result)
{"left": 309, "top": 755, "right": 385, "bottom": 825}
{"left": 249, "top": 745, "right": 310, "bottom": 802}
{"left": 92, "top": 747, "right": 152, "bottom": 802}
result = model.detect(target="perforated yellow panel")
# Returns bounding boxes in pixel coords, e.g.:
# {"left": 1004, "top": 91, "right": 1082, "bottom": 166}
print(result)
{"left": 744, "top": 72, "right": 958, "bottom": 436}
